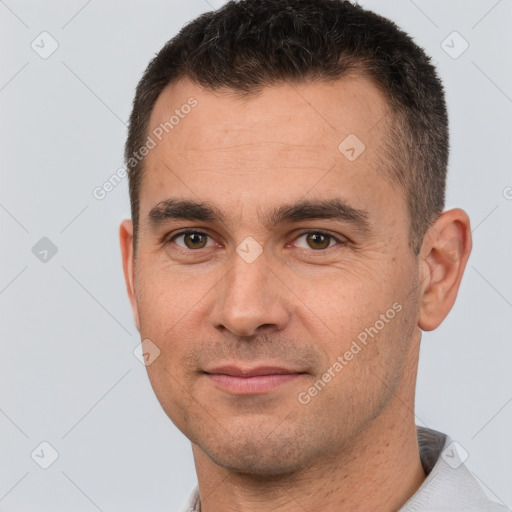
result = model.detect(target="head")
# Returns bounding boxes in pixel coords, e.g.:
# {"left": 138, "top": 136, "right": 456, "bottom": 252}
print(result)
{"left": 120, "top": 0, "right": 471, "bottom": 476}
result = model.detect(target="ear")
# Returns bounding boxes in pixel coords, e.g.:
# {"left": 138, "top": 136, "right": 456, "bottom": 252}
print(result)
{"left": 119, "top": 219, "right": 140, "bottom": 332}
{"left": 417, "top": 208, "right": 472, "bottom": 331}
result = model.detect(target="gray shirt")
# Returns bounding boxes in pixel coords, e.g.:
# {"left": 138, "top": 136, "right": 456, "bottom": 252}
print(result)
{"left": 181, "top": 427, "right": 509, "bottom": 511}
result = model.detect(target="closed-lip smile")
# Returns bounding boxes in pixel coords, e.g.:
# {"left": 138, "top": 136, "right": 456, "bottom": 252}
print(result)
{"left": 203, "top": 365, "right": 306, "bottom": 394}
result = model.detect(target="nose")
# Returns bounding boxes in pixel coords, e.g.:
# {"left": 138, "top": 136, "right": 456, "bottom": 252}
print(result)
{"left": 209, "top": 248, "right": 291, "bottom": 337}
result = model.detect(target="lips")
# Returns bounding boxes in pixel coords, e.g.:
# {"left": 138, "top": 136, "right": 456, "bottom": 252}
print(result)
{"left": 205, "top": 365, "right": 300, "bottom": 377}
{"left": 203, "top": 365, "right": 305, "bottom": 394}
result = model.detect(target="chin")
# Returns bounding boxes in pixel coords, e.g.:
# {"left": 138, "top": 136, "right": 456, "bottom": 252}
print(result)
{"left": 195, "top": 423, "right": 316, "bottom": 477}
{"left": 207, "top": 447, "right": 305, "bottom": 477}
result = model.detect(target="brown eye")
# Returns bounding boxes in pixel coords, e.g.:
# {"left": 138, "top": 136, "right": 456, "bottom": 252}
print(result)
{"left": 173, "top": 231, "right": 211, "bottom": 249}
{"left": 292, "top": 231, "right": 346, "bottom": 251}
{"left": 304, "top": 232, "right": 332, "bottom": 250}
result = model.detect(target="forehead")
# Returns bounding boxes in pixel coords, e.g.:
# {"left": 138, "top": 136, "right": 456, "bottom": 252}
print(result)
{"left": 140, "top": 76, "right": 402, "bottom": 227}
{"left": 148, "top": 75, "right": 389, "bottom": 157}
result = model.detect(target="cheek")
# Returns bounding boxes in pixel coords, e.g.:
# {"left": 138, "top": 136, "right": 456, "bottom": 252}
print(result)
{"left": 144, "top": 358, "right": 199, "bottom": 438}
{"left": 134, "top": 263, "right": 213, "bottom": 403}
{"left": 134, "top": 257, "right": 214, "bottom": 334}
{"left": 294, "top": 269, "right": 398, "bottom": 333}
{"left": 291, "top": 259, "right": 416, "bottom": 379}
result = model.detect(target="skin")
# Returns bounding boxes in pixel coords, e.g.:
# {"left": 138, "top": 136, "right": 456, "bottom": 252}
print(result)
{"left": 120, "top": 76, "right": 472, "bottom": 511}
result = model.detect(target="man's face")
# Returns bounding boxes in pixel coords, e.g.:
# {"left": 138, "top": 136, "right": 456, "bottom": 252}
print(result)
{"left": 126, "top": 77, "right": 423, "bottom": 474}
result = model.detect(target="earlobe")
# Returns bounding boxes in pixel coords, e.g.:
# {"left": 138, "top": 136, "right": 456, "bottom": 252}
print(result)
{"left": 119, "top": 219, "right": 140, "bottom": 332}
{"left": 417, "top": 209, "right": 472, "bottom": 332}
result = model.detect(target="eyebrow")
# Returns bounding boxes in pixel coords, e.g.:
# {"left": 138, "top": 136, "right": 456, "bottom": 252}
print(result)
{"left": 147, "top": 198, "right": 371, "bottom": 234}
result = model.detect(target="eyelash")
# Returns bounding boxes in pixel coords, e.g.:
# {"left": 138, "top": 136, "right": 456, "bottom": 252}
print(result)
{"left": 165, "top": 229, "right": 348, "bottom": 254}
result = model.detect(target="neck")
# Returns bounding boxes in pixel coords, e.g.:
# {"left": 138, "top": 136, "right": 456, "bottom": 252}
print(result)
{"left": 192, "top": 348, "right": 425, "bottom": 512}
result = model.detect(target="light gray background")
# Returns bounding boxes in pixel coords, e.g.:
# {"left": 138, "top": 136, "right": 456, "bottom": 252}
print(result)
{"left": 1, "top": 0, "right": 511, "bottom": 510}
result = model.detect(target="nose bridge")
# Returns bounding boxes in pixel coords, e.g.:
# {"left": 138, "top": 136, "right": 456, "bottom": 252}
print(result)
{"left": 211, "top": 247, "right": 289, "bottom": 336}
{"left": 229, "top": 251, "right": 270, "bottom": 303}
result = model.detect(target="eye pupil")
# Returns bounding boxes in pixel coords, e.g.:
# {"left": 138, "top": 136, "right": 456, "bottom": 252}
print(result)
{"left": 185, "top": 232, "right": 207, "bottom": 249}
{"left": 307, "top": 232, "right": 330, "bottom": 250}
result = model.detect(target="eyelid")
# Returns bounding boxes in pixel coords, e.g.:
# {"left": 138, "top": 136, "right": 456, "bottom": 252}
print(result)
{"left": 165, "top": 229, "right": 216, "bottom": 248}
{"left": 290, "top": 229, "right": 349, "bottom": 250}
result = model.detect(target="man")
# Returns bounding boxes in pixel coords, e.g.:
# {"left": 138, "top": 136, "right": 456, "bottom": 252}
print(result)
{"left": 119, "top": 1, "right": 508, "bottom": 510}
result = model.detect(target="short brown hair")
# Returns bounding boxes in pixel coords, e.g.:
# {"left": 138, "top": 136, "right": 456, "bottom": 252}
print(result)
{"left": 125, "top": 0, "right": 448, "bottom": 254}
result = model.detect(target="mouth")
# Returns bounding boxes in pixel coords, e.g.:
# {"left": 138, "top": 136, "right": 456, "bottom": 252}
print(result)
{"left": 203, "top": 365, "right": 306, "bottom": 394}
